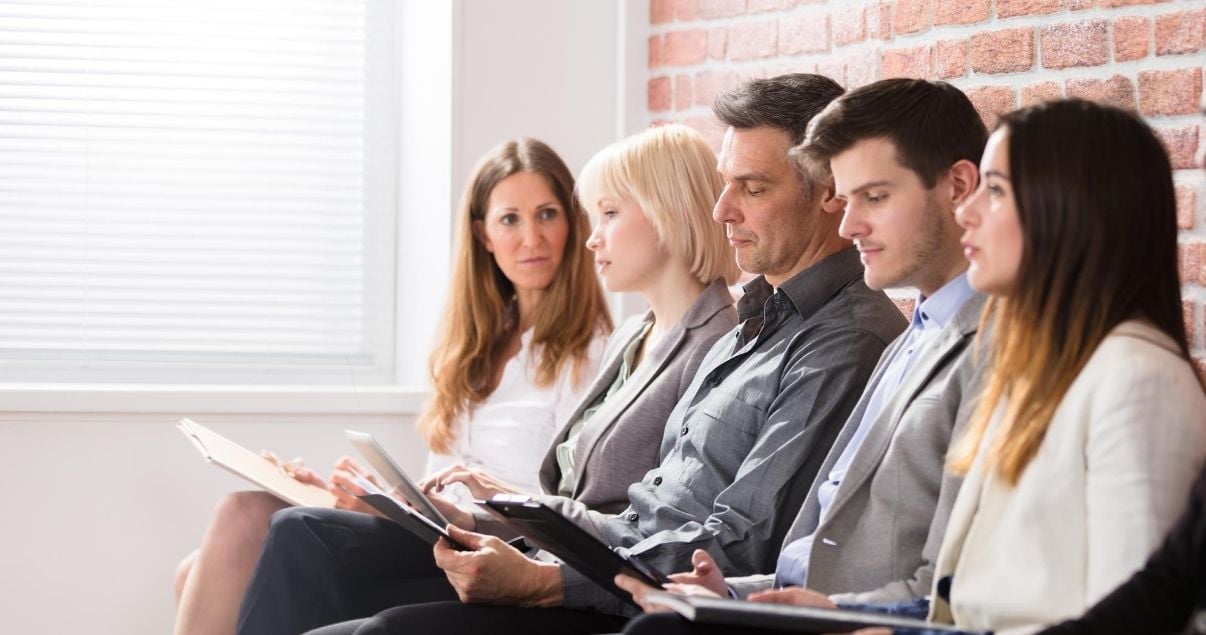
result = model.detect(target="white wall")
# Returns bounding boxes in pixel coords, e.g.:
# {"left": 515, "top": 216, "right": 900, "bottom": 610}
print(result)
{"left": 0, "top": 1, "right": 646, "bottom": 632}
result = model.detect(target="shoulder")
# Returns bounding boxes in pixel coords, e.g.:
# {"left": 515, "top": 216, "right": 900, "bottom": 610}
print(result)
{"left": 811, "top": 277, "right": 908, "bottom": 346}
{"left": 1079, "top": 321, "right": 1200, "bottom": 396}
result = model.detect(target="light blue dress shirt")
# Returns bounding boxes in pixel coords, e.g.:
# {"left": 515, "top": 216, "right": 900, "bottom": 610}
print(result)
{"left": 774, "top": 274, "right": 975, "bottom": 588}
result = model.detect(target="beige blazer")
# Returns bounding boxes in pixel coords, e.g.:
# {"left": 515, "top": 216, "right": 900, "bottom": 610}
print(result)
{"left": 930, "top": 320, "right": 1206, "bottom": 634}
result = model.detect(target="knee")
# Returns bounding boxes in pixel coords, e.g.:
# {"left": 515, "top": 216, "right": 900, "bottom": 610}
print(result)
{"left": 623, "top": 612, "right": 688, "bottom": 635}
{"left": 173, "top": 549, "right": 198, "bottom": 602}
{"left": 213, "top": 491, "right": 289, "bottom": 535}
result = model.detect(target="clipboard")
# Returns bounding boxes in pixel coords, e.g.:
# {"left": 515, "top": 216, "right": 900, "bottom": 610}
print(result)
{"left": 644, "top": 593, "right": 982, "bottom": 633}
{"left": 176, "top": 417, "right": 336, "bottom": 508}
{"left": 344, "top": 429, "right": 450, "bottom": 527}
{"left": 476, "top": 495, "right": 671, "bottom": 607}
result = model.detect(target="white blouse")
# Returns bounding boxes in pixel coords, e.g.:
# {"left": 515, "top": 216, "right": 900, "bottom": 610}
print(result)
{"left": 424, "top": 327, "right": 604, "bottom": 495}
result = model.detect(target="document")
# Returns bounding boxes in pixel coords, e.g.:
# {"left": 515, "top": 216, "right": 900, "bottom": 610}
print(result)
{"left": 644, "top": 593, "right": 976, "bottom": 633}
{"left": 177, "top": 417, "right": 336, "bottom": 508}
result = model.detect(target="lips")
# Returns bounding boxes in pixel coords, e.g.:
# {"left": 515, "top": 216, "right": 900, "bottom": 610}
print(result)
{"left": 519, "top": 256, "right": 550, "bottom": 266}
{"left": 961, "top": 242, "right": 979, "bottom": 260}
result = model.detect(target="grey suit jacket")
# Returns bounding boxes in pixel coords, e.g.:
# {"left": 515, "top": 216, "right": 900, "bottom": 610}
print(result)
{"left": 474, "top": 279, "right": 737, "bottom": 535}
{"left": 729, "top": 291, "right": 989, "bottom": 604}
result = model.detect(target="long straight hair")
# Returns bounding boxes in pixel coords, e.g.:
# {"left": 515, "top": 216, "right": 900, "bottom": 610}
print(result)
{"left": 949, "top": 100, "right": 1191, "bottom": 485}
{"left": 419, "top": 139, "right": 612, "bottom": 454}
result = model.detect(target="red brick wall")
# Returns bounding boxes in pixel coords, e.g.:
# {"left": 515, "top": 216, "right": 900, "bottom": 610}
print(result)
{"left": 646, "top": 0, "right": 1206, "bottom": 366}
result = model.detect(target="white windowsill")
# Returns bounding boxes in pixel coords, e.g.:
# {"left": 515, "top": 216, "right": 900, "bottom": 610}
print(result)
{"left": 0, "top": 384, "right": 428, "bottom": 415}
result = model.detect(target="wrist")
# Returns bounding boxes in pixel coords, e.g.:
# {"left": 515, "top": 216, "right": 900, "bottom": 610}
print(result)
{"left": 523, "top": 561, "right": 564, "bottom": 608}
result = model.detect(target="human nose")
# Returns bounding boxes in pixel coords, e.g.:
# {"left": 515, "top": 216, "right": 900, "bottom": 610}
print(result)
{"left": 955, "top": 190, "right": 981, "bottom": 230}
{"left": 838, "top": 201, "right": 866, "bottom": 241}
{"left": 585, "top": 223, "right": 603, "bottom": 251}
{"left": 520, "top": 219, "right": 544, "bottom": 247}
{"left": 713, "top": 185, "right": 739, "bottom": 225}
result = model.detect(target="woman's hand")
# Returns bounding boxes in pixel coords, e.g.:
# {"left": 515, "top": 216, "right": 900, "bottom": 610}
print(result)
{"left": 261, "top": 451, "right": 328, "bottom": 489}
{"left": 419, "top": 463, "right": 520, "bottom": 500}
{"left": 747, "top": 586, "right": 837, "bottom": 609}
{"left": 325, "top": 456, "right": 385, "bottom": 516}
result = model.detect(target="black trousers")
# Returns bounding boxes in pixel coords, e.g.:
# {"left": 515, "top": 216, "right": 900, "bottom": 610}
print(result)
{"left": 236, "top": 506, "right": 629, "bottom": 635}
{"left": 623, "top": 612, "right": 798, "bottom": 634}
{"left": 236, "top": 506, "right": 458, "bottom": 635}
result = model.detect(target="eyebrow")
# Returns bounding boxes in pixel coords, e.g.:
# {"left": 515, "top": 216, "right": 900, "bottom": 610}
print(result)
{"left": 492, "top": 200, "right": 561, "bottom": 212}
{"left": 846, "top": 180, "right": 894, "bottom": 196}
{"left": 984, "top": 169, "right": 1011, "bottom": 180}
{"left": 725, "top": 171, "right": 772, "bottom": 183}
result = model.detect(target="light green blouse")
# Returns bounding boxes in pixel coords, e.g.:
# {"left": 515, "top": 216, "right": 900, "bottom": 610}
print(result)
{"left": 554, "top": 319, "right": 654, "bottom": 497}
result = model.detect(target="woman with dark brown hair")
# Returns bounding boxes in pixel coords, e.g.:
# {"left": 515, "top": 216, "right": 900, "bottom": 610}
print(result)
{"left": 925, "top": 99, "right": 1206, "bottom": 633}
{"left": 172, "top": 138, "right": 610, "bottom": 635}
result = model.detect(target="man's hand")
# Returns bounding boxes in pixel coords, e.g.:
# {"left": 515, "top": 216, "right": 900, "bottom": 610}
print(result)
{"left": 433, "top": 525, "right": 562, "bottom": 607}
{"left": 668, "top": 549, "right": 728, "bottom": 596}
{"left": 614, "top": 573, "right": 724, "bottom": 614}
{"left": 748, "top": 586, "right": 837, "bottom": 609}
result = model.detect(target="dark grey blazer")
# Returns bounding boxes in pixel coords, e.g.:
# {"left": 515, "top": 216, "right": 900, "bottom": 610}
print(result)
{"left": 537, "top": 278, "right": 738, "bottom": 514}
{"left": 729, "top": 290, "right": 989, "bottom": 603}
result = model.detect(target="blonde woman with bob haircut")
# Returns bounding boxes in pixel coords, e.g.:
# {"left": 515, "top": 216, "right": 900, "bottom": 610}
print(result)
{"left": 173, "top": 138, "right": 609, "bottom": 635}
{"left": 232, "top": 124, "right": 742, "bottom": 635}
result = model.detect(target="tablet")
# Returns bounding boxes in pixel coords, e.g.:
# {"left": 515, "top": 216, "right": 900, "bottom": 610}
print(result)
{"left": 358, "top": 493, "right": 469, "bottom": 551}
{"left": 477, "top": 495, "right": 671, "bottom": 607}
{"left": 645, "top": 593, "right": 980, "bottom": 633}
{"left": 345, "top": 430, "right": 450, "bottom": 527}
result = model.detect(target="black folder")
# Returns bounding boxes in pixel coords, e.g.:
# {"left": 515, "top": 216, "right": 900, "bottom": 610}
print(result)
{"left": 358, "top": 493, "right": 470, "bottom": 550}
{"left": 476, "top": 495, "right": 671, "bottom": 607}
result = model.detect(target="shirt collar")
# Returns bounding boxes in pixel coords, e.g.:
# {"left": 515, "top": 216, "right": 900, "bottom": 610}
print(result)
{"left": 911, "top": 272, "right": 974, "bottom": 331}
{"left": 738, "top": 247, "right": 864, "bottom": 322}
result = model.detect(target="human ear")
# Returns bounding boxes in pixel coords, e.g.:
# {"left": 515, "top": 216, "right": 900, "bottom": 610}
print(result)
{"left": 818, "top": 177, "right": 846, "bottom": 215}
{"left": 947, "top": 159, "right": 980, "bottom": 208}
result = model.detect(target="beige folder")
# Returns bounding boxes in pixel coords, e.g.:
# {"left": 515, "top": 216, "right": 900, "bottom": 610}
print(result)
{"left": 177, "top": 417, "right": 336, "bottom": 508}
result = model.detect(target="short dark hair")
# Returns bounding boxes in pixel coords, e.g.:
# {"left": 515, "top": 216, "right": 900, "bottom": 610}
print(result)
{"left": 712, "top": 73, "right": 845, "bottom": 147}
{"left": 796, "top": 78, "right": 987, "bottom": 188}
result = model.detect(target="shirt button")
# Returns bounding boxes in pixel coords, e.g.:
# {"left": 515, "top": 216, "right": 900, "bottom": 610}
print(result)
{"left": 680, "top": 426, "right": 689, "bottom": 436}
{"left": 627, "top": 512, "right": 639, "bottom": 522}
{"left": 653, "top": 476, "right": 663, "bottom": 486}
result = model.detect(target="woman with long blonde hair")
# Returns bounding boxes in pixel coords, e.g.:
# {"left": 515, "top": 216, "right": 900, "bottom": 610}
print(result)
{"left": 173, "top": 138, "right": 609, "bottom": 635}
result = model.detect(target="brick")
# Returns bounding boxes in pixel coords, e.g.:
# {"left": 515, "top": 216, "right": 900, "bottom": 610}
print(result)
{"left": 1114, "top": 17, "right": 1151, "bottom": 62}
{"left": 748, "top": 0, "right": 796, "bottom": 12}
{"left": 876, "top": 2, "right": 893, "bottom": 40}
{"left": 892, "top": 297, "right": 916, "bottom": 319}
{"left": 708, "top": 27, "right": 727, "bottom": 60}
{"left": 847, "top": 52, "right": 879, "bottom": 88}
{"left": 966, "top": 85, "right": 1017, "bottom": 128}
{"left": 1066, "top": 0, "right": 1094, "bottom": 9}
{"left": 1184, "top": 300, "right": 1195, "bottom": 346}
{"left": 675, "top": 0, "right": 700, "bottom": 21}
{"left": 1158, "top": 125, "right": 1201, "bottom": 170}
{"left": 729, "top": 20, "right": 778, "bottom": 60}
{"left": 935, "top": 39, "right": 968, "bottom": 79}
{"left": 649, "top": 35, "right": 663, "bottom": 68}
{"left": 1139, "top": 69, "right": 1204, "bottom": 116}
{"left": 895, "top": 0, "right": 929, "bottom": 35}
{"left": 997, "top": 0, "right": 1061, "bottom": 19}
{"left": 1179, "top": 242, "right": 1199, "bottom": 286}
{"left": 933, "top": 0, "right": 990, "bottom": 26}
{"left": 652, "top": 0, "right": 674, "bottom": 24}
{"left": 683, "top": 115, "right": 726, "bottom": 151}
{"left": 675, "top": 75, "right": 693, "bottom": 111}
{"left": 883, "top": 45, "right": 933, "bottom": 79}
{"left": 663, "top": 29, "right": 708, "bottom": 66}
{"left": 1040, "top": 20, "right": 1109, "bottom": 69}
{"left": 1177, "top": 184, "right": 1196, "bottom": 230}
{"left": 1065, "top": 75, "right": 1137, "bottom": 111}
{"left": 693, "top": 70, "right": 743, "bottom": 108}
{"left": 698, "top": 0, "right": 746, "bottom": 19}
{"left": 833, "top": 5, "right": 868, "bottom": 46}
{"left": 779, "top": 15, "right": 829, "bottom": 55}
{"left": 1155, "top": 9, "right": 1204, "bottom": 56}
{"left": 816, "top": 57, "right": 848, "bottom": 86}
{"left": 970, "top": 28, "right": 1035, "bottom": 74}
{"left": 1099, "top": 0, "right": 1163, "bottom": 7}
{"left": 1021, "top": 81, "right": 1062, "bottom": 106}
{"left": 648, "top": 77, "right": 672, "bottom": 112}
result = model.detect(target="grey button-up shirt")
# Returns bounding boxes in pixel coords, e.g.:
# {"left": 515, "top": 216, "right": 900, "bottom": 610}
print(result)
{"left": 551, "top": 247, "right": 907, "bottom": 615}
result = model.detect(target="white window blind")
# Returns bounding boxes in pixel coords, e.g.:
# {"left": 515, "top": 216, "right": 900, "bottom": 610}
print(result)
{"left": 0, "top": 0, "right": 401, "bottom": 386}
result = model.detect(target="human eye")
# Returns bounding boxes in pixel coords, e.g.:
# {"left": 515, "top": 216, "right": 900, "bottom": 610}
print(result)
{"left": 539, "top": 207, "right": 561, "bottom": 221}
{"left": 747, "top": 184, "right": 766, "bottom": 198}
{"left": 602, "top": 208, "right": 619, "bottom": 218}
{"left": 987, "top": 183, "right": 1005, "bottom": 198}
{"left": 865, "top": 192, "right": 887, "bottom": 204}
{"left": 498, "top": 213, "right": 519, "bottom": 226}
